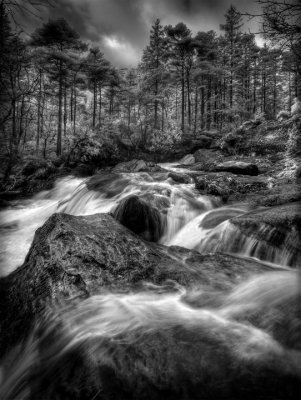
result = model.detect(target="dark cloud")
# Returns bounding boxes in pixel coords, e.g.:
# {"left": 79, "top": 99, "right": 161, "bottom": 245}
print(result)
{"left": 17, "top": 0, "right": 263, "bottom": 67}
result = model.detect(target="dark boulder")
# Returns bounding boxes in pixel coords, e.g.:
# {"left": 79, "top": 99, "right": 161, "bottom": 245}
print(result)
{"left": 194, "top": 172, "right": 267, "bottom": 201}
{"left": 193, "top": 149, "right": 219, "bottom": 166}
{"left": 227, "top": 202, "right": 301, "bottom": 266}
{"left": 0, "top": 212, "right": 278, "bottom": 358}
{"left": 0, "top": 212, "right": 299, "bottom": 399}
{"left": 178, "top": 154, "right": 195, "bottom": 165}
{"left": 113, "top": 159, "right": 164, "bottom": 173}
{"left": 87, "top": 173, "right": 131, "bottom": 198}
{"left": 113, "top": 195, "right": 163, "bottom": 241}
{"left": 200, "top": 207, "right": 245, "bottom": 230}
{"left": 168, "top": 171, "right": 191, "bottom": 184}
{"left": 214, "top": 161, "right": 259, "bottom": 176}
{"left": 250, "top": 183, "right": 301, "bottom": 207}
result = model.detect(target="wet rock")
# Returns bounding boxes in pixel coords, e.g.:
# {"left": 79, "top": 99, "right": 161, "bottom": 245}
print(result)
{"left": 113, "top": 195, "right": 163, "bottom": 241}
{"left": 178, "top": 154, "right": 195, "bottom": 165}
{"left": 139, "top": 192, "right": 171, "bottom": 214}
{"left": 229, "top": 202, "right": 301, "bottom": 266}
{"left": 87, "top": 173, "right": 130, "bottom": 198}
{"left": 168, "top": 172, "right": 191, "bottom": 184}
{"left": 220, "top": 121, "right": 289, "bottom": 156}
{"left": 200, "top": 208, "right": 245, "bottom": 230}
{"left": 72, "top": 163, "right": 95, "bottom": 177}
{"left": 113, "top": 159, "right": 163, "bottom": 173}
{"left": 194, "top": 176, "right": 206, "bottom": 190}
{"left": 193, "top": 149, "right": 220, "bottom": 169}
{"left": 18, "top": 291, "right": 301, "bottom": 400}
{"left": 194, "top": 172, "right": 267, "bottom": 201}
{"left": 250, "top": 183, "right": 301, "bottom": 207}
{"left": 0, "top": 213, "right": 278, "bottom": 357}
{"left": 214, "top": 161, "right": 259, "bottom": 176}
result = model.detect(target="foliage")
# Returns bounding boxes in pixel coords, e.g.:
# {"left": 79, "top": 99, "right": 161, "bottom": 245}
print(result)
{"left": 276, "top": 110, "right": 290, "bottom": 121}
{"left": 1, "top": 2, "right": 301, "bottom": 178}
{"left": 291, "top": 98, "right": 301, "bottom": 117}
{"left": 149, "top": 121, "right": 182, "bottom": 153}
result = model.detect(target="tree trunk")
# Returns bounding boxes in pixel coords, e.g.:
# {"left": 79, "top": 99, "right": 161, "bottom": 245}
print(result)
{"left": 206, "top": 78, "right": 211, "bottom": 130}
{"left": 36, "top": 69, "right": 42, "bottom": 154}
{"left": 181, "top": 62, "right": 185, "bottom": 132}
{"left": 70, "top": 84, "right": 73, "bottom": 122}
{"left": 273, "top": 66, "right": 277, "bottom": 118}
{"left": 201, "top": 79, "right": 205, "bottom": 130}
{"left": 253, "top": 60, "right": 257, "bottom": 114}
{"left": 64, "top": 80, "right": 67, "bottom": 136}
{"left": 154, "top": 78, "right": 158, "bottom": 129}
{"left": 186, "top": 68, "right": 191, "bottom": 128}
{"left": 73, "top": 88, "right": 77, "bottom": 135}
{"left": 57, "top": 64, "right": 63, "bottom": 157}
{"left": 288, "top": 71, "right": 292, "bottom": 111}
{"left": 194, "top": 86, "right": 198, "bottom": 136}
{"left": 98, "top": 85, "right": 102, "bottom": 126}
{"left": 93, "top": 80, "right": 97, "bottom": 127}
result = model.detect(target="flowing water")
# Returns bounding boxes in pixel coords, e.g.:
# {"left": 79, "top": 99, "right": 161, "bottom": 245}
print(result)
{"left": 0, "top": 165, "right": 300, "bottom": 398}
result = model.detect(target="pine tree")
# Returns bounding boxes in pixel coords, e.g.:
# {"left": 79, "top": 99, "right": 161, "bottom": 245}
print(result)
{"left": 141, "top": 19, "right": 169, "bottom": 130}
{"left": 165, "top": 23, "right": 193, "bottom": 132}
{"left": 220, "top": 6, "right": 243, "bottom": 120}
{"left": 31, "top": 18, "right": 85, "bottom": 156}
{"left": 86, "top": 47, "right": 111, "bottom": 128}
{"left": 0, "top": 1, "right": 13, "bottom": 129}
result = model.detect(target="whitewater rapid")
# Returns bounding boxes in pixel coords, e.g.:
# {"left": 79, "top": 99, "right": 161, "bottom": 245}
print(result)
{"left": 0, "top": 166, "right": 296, "bottom": 276}
{"left": 0, "top": 165, "right": 300, "bottom": 399}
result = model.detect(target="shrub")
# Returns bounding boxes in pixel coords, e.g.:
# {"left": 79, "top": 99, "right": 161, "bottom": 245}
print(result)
{"left": 291, "top": 98, "right": 301, "bottom": 117}
{"left": 254, "top": 111, "right": 266, "bottom": 123}
{"left": 148, "top": 122, "right": 182, "bottom": 153}
{"left": 276, "top": 110, "right": 290, "bottom": 121}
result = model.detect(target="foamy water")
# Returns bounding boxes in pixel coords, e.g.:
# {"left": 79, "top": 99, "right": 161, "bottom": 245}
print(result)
{"left": 0, "top": 165, "right": 300, "bottom": 399}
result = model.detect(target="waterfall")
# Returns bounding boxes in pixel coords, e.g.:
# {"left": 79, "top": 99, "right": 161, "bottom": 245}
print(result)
{"left": 0, "top": 165, "right": 300, "bottom": 399}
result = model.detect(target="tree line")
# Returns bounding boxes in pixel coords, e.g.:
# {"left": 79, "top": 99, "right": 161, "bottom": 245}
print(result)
{"left": 0, "top": 1, "right": 300, "bottom": 176}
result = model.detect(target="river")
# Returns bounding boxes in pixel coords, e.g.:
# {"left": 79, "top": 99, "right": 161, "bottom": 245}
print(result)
{"left": 0, "top": 164, "right": 300, "bottom": 399}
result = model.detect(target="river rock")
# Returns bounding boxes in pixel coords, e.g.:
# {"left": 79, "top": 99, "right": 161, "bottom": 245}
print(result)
{"left": 113, "top": 159, "right": 163, "bottom": 173}
{"left": 193, "top": 149, "right": 218, "bottom": 164}
{"left": 113, "top": 195, "right": 163, "bottom": 241}
{"left": 228, "top": 202, "right": 301, "bottom": 266}
{"left": 168, "top": 171, "right": 191, "bottom": 184}
{"left": 87, "top": 172, "right": 131, "bottom": 198}
{"left": 0, "top": 212, "right": 279, "bottom": 358}
{"left": 178, "top": 154, "right": 195, "bottom": 165}
{"left": 194, "top": 172, "right": 267, "bottom": 201}
{"left": 214, "top": 161, "right": 259, "bottom": 176}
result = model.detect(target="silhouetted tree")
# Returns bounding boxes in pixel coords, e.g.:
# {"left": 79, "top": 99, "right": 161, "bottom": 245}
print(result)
{"left": 31, "top": 18, "right": 85, "bottom": 156}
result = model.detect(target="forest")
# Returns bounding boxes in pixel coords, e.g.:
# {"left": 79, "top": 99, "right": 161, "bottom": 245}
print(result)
{"left": 0, "top": 0, "right": 300, "bottom": 182}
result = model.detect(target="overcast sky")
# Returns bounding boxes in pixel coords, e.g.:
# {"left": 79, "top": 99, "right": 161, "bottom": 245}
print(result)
{"left": 19, "top": 0, "right": 264, "bottom": 67}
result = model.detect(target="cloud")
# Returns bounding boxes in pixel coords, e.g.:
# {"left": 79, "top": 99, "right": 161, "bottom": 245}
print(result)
{"left": 17, "top": 0, "right": 263, "bottom": 67}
